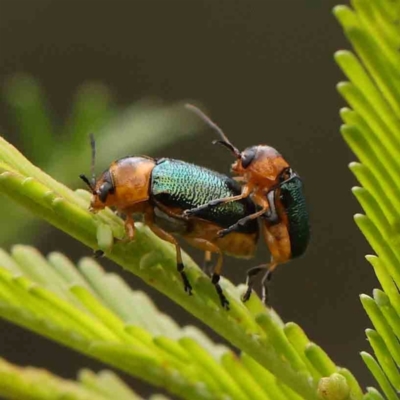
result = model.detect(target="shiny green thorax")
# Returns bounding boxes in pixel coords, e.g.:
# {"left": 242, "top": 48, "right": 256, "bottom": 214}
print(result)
{"left": 279, "top": 176, "right": 310, "bottom": 258}
{"left": 150, "top": 158, "right": 258, "bottom": 234}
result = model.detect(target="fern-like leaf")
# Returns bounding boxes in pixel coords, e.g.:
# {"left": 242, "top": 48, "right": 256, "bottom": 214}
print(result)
{"left": 334, "top": 0, "right": 400, "bottom": 398}
{"left": 0, "top": 135, "right": 364, "bottom": 399}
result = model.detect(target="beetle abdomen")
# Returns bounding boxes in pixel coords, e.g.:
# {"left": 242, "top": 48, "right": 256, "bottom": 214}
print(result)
{"left": 151, "top": 158, "right": 257, "bottom": 233}
{"left": 280, "top": 177, "right": 310, "bottom": 258}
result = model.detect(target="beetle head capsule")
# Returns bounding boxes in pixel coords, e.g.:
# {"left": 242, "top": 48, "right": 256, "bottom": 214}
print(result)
{"left": 185, "top": 104, "right": 290, "bottom": 187}
{"left": 91, "top": 169, "right": 116, "bottom": 210}
{"left": 80, "top": 168, "right": 115, "bottom": 211}
{"left": 230, "top": 145, "right": 289, "bottom": 187}
{"left": 79, "top": 134, "right": 116, "bottom": 212}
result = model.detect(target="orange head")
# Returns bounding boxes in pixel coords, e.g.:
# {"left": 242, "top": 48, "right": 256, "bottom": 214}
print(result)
{"left": 185, "top": 104, "right": 290, "bottom": 189}
{"left": 81, "top": 158, "right": 156, "bottom": 212}
{"left": 80, "top": 135, "right": 155, "bottom": 212}
{"left": 229, "top": 145, "right": 289, "bottom": 187}
{"left": 80, "top": 167, "right": 116, "bottom": 212}
{"left": 79, "top": 134, "right": 131, "bottom": 212}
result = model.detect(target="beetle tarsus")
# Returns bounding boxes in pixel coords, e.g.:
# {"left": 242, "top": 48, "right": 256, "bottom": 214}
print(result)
{"left": 212, "top": 273, "right": 230, "bottom": 310}
{"left": 217, "top": 213, "right": 259, "bottom": 238}
{"left": 182, "top": 273, "right": 193, "bottom": 295}
{"left": 178, "top": 262, "right": 192, "bottom": 295}
{"left": 184, "top": 204, "right": 209, "bottom": 216}
{"left": 216, "top": 286, "right": 230, "bottom": 310}
{"left": 243, "top": 265, "right": 264, "bottom": 302}
{"left": 217, "top": 226, "right": 234, "bottom": 238}
{"left": 93, "top": 249, "right": 104, "bottom": 258}
{"left": 261, "top": 270, "right": 273, "bottom": 305}
{"left": 184, "top": 198, "right": 227, "bottom": 217}
{"left": 217, "top": 221, "right": 243, "bottom": 237}
{"left": 243, "top": 265, "right": 273, "bottom": 304}
{"left": 242, "top": 287, "right": 252, "bottom": 302}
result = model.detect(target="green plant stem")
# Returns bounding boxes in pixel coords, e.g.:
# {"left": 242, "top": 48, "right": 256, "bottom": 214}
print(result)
{"left": 0, "top": 136, "right": 324, "bottom": 399}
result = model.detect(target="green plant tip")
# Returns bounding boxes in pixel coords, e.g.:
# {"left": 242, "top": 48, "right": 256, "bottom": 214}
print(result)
{"left": 373, "top": 290, "right": 389, "bottom": 307}
{"left": 317, "top": 373, "right": 350, "bottom": 400}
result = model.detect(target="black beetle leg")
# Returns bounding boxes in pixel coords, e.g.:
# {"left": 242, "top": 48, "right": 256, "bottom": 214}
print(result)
{"left": 183, "top": 191, "right": 249, "bottom": 217}
{"left": 212, "top": 272, "right": 230, "bottom": 310}
{"left": 242, "top": 265, "right": 265, "bottom": 302}
{"left": 242, "top": 262, "right": 276, "bottom": 304}
{"left": 145, "top": 213, "right": 192, "bottom": 295}
{"left": 93, "top": 249, "right": 105, "bottom": 258}
{"left": 218, "top": 206, "right": 270, "bottom": 237}
{"left": 185, "top": 238, "right": 229, "bottom": 309}
{"left": 183, "top": 197, "right": 228, "bottom": 217}
{"left": 261, "top": 269, "right": 274, "bottom": 305}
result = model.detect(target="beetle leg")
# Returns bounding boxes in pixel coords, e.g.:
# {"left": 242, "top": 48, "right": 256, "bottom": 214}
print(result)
{"left": 114, "top": 214, "right": 136, "bottom": 244}
{"left": 242, "top": 265, "right": 264, "bottom": 302}
{"left": 183, "top": 194, "right": 244, "bottom": 216}
{"left": 145, "top": 214, "right": 192, "bottom": 295}
{"left": 183, "top": 184, "right": 253, "bottom": 217}
{"left": 242, "top": 262, "right": 277, "bottom": 304}
{"left": 93, "top": 250, "right": 105, "bottom": 258}
{"left": 261, "top": 267, "right": 275, "bottom": 304}
{"left": 217, "top": 204, "right": 269, "bottom": 238}
{"left": 184, "top": 238, "right": 229, "bottom": 310}
{"left": 209, "top": 248, "right": 229, "bottom": 310}
{"left": 124, "top": 214, "right": 136, "bottom": 240}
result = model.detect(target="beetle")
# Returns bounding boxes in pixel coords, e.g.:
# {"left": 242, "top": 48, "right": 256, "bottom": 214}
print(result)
{"left": 184, "top": 105, "right": 310, "bottom": 303}
{"left": 80, "top": 135, "right": 259, "bottom": 309}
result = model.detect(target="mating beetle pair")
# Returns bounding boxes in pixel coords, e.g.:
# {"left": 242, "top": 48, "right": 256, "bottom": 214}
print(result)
{"left": 80, "top": 105, "right": 310, "bottom": 309}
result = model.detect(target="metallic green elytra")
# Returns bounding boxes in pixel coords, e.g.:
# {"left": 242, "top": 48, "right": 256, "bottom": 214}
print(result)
{"left": 266, "top": 174, "right": 310, "bottom": 258}
{"left": 151, "top": 158, "right": 258, "bottom": 234}
{"left": 81, "top": 136, "right": 262, "bottom": 310}
{"left": 280, "top": 176, "right": 310, "bottom": 257}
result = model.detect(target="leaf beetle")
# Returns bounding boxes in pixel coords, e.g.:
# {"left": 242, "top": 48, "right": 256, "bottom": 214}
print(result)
{"left": 184, "top": 105, "right": 310, "bottom": 303}
{"left": 80, "top": 135, "right": 259, "bottom": 309}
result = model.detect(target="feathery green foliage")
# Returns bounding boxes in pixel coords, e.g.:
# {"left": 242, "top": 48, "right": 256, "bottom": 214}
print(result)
{"left": 0, "top": 132, "right": 363, "bottom": 398}
{"left": 0, "top": 247, "right": 305, "bottom": 400}
{"left": 1, "top": 0, "right": 398, "bottom": 397}
{"left": 334, "top": 0, "right": 400, "bottom": 398}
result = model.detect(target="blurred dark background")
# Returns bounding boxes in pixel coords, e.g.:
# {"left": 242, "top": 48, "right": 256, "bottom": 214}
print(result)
{"left": 0, "top": 0, "right": 375, "bottom": 397}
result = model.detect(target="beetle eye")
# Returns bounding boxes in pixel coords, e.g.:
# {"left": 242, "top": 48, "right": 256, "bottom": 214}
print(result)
{"left": 98, "top": 181, "right": 114, "bottom": 203}
{"left": 241, "top": 147, "right": 257, "bottom": 169}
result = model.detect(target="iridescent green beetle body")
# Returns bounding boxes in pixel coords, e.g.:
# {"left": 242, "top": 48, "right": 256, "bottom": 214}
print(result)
{"left": 183, "top": 104, "right": 311, "bottom": 304}
{"left": 265, "top": 173, "right": 310, "bottom": 259}
{"left": 82, "top": 155, "right": 259, "bottom": 310}
{"left": 151, "top": 158, "right": 257, "bottom": 234}
{"left": 279, "top": 176, "right": 310, "bottom": 258}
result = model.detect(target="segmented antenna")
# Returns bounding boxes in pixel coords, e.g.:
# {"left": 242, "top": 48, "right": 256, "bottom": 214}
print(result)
{"left": 79, "top": 134, "right": 97, "bottom": 194}
{"left": 185, "top": 104, "right": 241, "bottom": 158}
{"left": 89, "top": 133, "right": 96, "bottom": 186}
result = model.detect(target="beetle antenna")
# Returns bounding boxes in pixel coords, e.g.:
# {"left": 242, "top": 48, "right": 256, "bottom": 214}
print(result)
{"left": 89, "top": 133, "right": 96, "bottom": 186}
{"left": 185, "top": 104, "right": 241, "bottom": 158}
{"left": 79, "top": 133, "right": 97, "bottom": 194}
{"left": 79, "top": 174, "right": 95, "bottom": 193}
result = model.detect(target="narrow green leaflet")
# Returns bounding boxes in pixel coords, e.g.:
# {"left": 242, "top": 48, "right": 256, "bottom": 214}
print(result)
{"left": 0, "top": 245, "right": 337, "bottom": 400}
{"left": 0, "top": 130, "right": 359, "bottom": 399}
{"left": 334, "top": 0, "right": 400, "bottom": 397}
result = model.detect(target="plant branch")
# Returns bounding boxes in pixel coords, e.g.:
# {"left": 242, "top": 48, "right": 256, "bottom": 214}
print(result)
{"left": 0, "top": 135, "right": 358, "bottom": 399}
